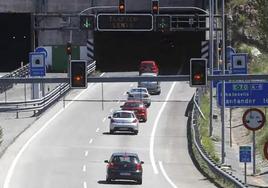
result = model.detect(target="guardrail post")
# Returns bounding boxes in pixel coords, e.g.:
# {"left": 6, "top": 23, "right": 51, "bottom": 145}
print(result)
{"left": 33, "top": 104, "right": 36, "bottom": 116}
{"left": 16, "top": 105, "right": 19, "bottom": 119}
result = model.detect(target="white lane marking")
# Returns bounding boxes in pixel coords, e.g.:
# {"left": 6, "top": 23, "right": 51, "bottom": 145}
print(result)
{"left": 83, "top": 181, "right": 87, "bottom": 188}
{"left": 83, "top": 165, "right": 86, "bottom": 172}
{"left": 130, "top": 83, "right": 134, "bottom": 87}
{"left": 150, "top": 82, "right": 176, "bottom": 175}
{"left": 84, "top": 151, "right": 88, "bottom": 157}
{"left": 102, "top": 117, "right": 106, "bottom": 122}
{"left": 96, "top": 128, "right": 100, "bottom": 133}
{"left": 89, "top": 139, "right": 93, "bottom": 144}
{"left": 159, "top": 161, "right": 177, "bottom": 188}
{"left": 110, "top": 108, "right": 113, "bottom": 113}
{"left": 3, "top": 73, "right": 106, "bottom": 188}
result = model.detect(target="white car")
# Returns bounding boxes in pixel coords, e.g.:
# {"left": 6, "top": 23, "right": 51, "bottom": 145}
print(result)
{"left": 127, "top": 92, "right": 151, "bottom": 108}
{"left": 109, "top": 110, "right": 139, "bottom": 135}
{"left": 127, "top": 87, "right": 149, "bottom": 96}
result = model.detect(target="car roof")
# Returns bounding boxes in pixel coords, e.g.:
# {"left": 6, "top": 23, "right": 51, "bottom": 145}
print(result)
{"left": 140, "top": 72, "right": 157, "bottom": 76}
{"left": 111, "top": 152, "right": 139, "bottom": 157}
{"left": 131, "top": 87, "right": 147, "bottom": 90}
{"left": 140, "top": 60, "right": 156, "bottom": 64}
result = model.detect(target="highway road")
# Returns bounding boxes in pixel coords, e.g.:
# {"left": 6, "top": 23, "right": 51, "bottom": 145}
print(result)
{"left": 0, "top": 72, "right": 215, "bottom": 188}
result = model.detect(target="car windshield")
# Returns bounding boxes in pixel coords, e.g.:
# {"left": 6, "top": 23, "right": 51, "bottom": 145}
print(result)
{"left": 141, "top": 63, "right": 154, "bottom": 68}
{"left": 111, "top": 155, "right": 139, "bottom": 164}
{"left": 113, "top": 112, "right": 134, "bottom": 118}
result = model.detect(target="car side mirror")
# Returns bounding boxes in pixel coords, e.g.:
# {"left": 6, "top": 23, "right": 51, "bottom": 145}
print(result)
{"left": 126, "top": 91, "right": 129, "bottom": 94}
{"left": 104, "top": 160, "right": 109, "bottom": 163}
{"left": 140, "top": 161, "right": 144, "bottom": 164}
{"left": 120, "top": 105, "right": 123, "bottom": 108}
{"left": 108, "top": 116, "right": 111, "bottom": 119}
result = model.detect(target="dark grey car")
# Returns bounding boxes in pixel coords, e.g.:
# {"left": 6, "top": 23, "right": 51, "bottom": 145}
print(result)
{"left": 104, "top": 152, "right": 144, "bottom": 184}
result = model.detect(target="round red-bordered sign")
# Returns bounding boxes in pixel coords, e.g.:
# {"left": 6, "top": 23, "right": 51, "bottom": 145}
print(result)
{"left": 242, "top": 108, "right": 265, "bottom": 131}
{"left": 264, "top": 142, "right": 268, "bottom": 160}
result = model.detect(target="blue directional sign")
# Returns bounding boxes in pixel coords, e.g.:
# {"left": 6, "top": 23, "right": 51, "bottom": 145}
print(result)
{"left": 217, "top": 82, "right": 268, "bottom": 107}
{"left": 29, "top": 52, "right": 46, "bottom": 77}
{"left": 231, "top": 53, "right": 248, "bottom": 74}
{"left": 212, "top": 69, "right": 230, "bottom": 88}
{"left": 239, "top": 146, "right": 251, "bottom": 163}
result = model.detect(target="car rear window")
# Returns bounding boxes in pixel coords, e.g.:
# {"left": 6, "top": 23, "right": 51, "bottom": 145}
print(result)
{"left": 113, "top": 112, "right": 134, "bottom": 118}
{"left": 124, "top": 102, "right": 143, "bottom": 108}
{"left": 111, "top": 155, "right": 139, "bottom": 164}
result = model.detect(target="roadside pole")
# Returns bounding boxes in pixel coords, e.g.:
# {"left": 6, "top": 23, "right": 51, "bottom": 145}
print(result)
{"left": 101, "top": 83, "right": 104, "bottom": 110}
{"left": 244, "top": 163, "right": 247, "bottom": 184}
{"left": 221, "top": 0, "right": 226, "bottom": 164}
{"left": 253, "top": 131, "right": 256, "bottom": 174}
{"left": 230, "top": 108, "right": 232, "bottom": 147}
{"left": 209, "top": 0, "right": 214, "bottom": 137}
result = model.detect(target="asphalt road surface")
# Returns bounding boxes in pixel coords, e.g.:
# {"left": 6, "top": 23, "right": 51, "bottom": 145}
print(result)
{"left": 0, "top": 72, "right": 216, "bottom": 188}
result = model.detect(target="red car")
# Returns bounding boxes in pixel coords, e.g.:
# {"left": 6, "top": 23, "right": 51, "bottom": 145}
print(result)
{"left": 139, "top": 60, "right": 159, "bottom": 75}
{"left": 120, "top": 100, "right": 147, "bottom": 122}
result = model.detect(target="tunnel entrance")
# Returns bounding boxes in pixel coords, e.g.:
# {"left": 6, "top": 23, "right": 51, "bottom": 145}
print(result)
{"left": 0, "top": 13, "right": 32, "bottom": 72}
{"left": 94, "top": 31, "right": 205, "bottom": 75}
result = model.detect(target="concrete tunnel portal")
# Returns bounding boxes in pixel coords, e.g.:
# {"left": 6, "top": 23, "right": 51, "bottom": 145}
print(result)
{"left": 94, "top": 31, "right": 205, "bottom": 75}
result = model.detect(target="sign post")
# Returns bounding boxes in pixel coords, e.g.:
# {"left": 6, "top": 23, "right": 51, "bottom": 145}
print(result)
{"left": 239, "top": 146, "right": 252, "bottom": 185}
{"left": 242, "top": 108, "right": 266, "bottom": 175}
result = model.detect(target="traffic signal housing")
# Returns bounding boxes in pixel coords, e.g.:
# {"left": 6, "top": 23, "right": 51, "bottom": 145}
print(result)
{"left": 190, "top": 58, "right": 207, "bottom": 87}
{"left": 66, "top": 42, "right": 72, "bottom": 55}
{"left": 118, "top": 0, "right": 125, "bottom": 13}
{"left": 70, "top": 60, "right": 87, "bottom": 88}
{"left": 152, "top": 0, "right": 159, "bottom": 14}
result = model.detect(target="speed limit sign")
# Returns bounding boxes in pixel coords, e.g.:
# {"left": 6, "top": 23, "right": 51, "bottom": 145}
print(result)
{"left": 242, "top": 108, "right": 265, "bottom": 131}
{"left": 264, "top": 142, "right": 268, "bottom": 160}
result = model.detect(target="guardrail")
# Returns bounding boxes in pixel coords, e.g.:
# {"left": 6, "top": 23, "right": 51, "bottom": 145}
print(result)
{"left": 190, "top": 89, "right": 247, "bottom": 188}
{"left": 0, "top": 61, "right": 96, "bottom": 115}
{"left": 0, "top": 64, "right": 29, "bottom": 94}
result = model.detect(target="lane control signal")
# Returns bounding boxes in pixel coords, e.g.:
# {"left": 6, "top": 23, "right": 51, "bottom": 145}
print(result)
{"left": 152, "top": 0, "right": 159, "bottom": 14}
{"left": 118, "top": 0, "right": 125, "bottom": 13}
{"left": 70, "top": 60, "right": 87, "bottom": 88}
{"left": 190, "top": 58, "right": 207, "bottom": 87}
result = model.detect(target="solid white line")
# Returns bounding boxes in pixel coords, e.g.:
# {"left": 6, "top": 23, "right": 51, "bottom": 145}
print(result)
{"left": 83, "top": 181, "right": 87, "bottom": 188}
{"left": 159, "top": 161, "right": 178, "bottom": 188}
{"left": 96, "top": 128, "right": 100, "bottom": 133}
{"left": 3, "top": 73, "right": 106, "bottom": 188}
{"left": 89, "top": 139, "right": 93, "bottom": 144}
{"left": 84, "top": 150, "right": 88, "bottom": 157}
{"left": 102, "top": 117, "right": 106, "bottom": 122}
{"left": 83, "top": 165, "right": 86, "bottom": 172}
{"left": 150, "top": 82, "right": 176, "bottom": 175}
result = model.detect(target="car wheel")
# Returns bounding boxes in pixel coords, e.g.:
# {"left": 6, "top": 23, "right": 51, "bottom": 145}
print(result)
{"left": 143, "top": 118, "right": 147, "bottom": 122}
{"left": 110, "top": 129, "right": 114, "bottom": 134}
{"left": 106, "top": 177, "right": 111, "bottom": 182}
{"left": 134, "top": 130, "right": 138, "bottom": 135}
{"left": 137, "top": 179, "right": 142, "bottom": 184}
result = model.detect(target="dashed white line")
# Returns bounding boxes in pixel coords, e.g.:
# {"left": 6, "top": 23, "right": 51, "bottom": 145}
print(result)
{"left": 84, "top": 151, "right": 88, "bottom": 157}
{"left": 102, "top": 117, "right": 106, "bottom": 122}
{"left": 96, "top": 128, "right": 100, "bottom": 133}
{"left": 83, "top": 165, "right": 86, "bottom": 172}
{"left": 83, "top": 181, "right": 87, "bottom": 188}
{"left": 3, "top": 81, "right": 99, "bottom": 188}
{"left": 159, "top": 161, "right": 177, "bottom": 188}
{"left": 110, "top": 108, "right": 114, "bottom": 112}
{"left": 130, "top": 83, "right": 134, "bottom": 87}
{"left": 150, "top": 82, "right": 176, "bottom": 175}
{"left": 89, "top": 139, "right": 93, "bottom": 144}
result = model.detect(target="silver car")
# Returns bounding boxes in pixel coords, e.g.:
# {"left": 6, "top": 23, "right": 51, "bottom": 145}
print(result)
{"left": 138, "top": 73, "right": 161, "bottom": 95}
{"left": 127, "top": 87, "right": 149, "bottom": 96}
{"left": 127, "top": 92, "right": 151, "bottom": 107}
{"left": 109, "top": 110, "right": 139, "bottom": 134}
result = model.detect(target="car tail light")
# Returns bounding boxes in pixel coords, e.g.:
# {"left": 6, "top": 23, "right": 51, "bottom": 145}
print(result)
{"left": 136, "top": 163, "right": 142, "bottom": 171}
{"left": 108, "top": 163, "right": 114, "bottom": 169}
{"left": 132, "top": 119, "right": 138, "bottom": 123}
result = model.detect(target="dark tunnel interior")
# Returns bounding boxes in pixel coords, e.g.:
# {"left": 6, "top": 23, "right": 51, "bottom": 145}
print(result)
{"left": 94, "top": 31, "right": 205, "bottom": 75}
